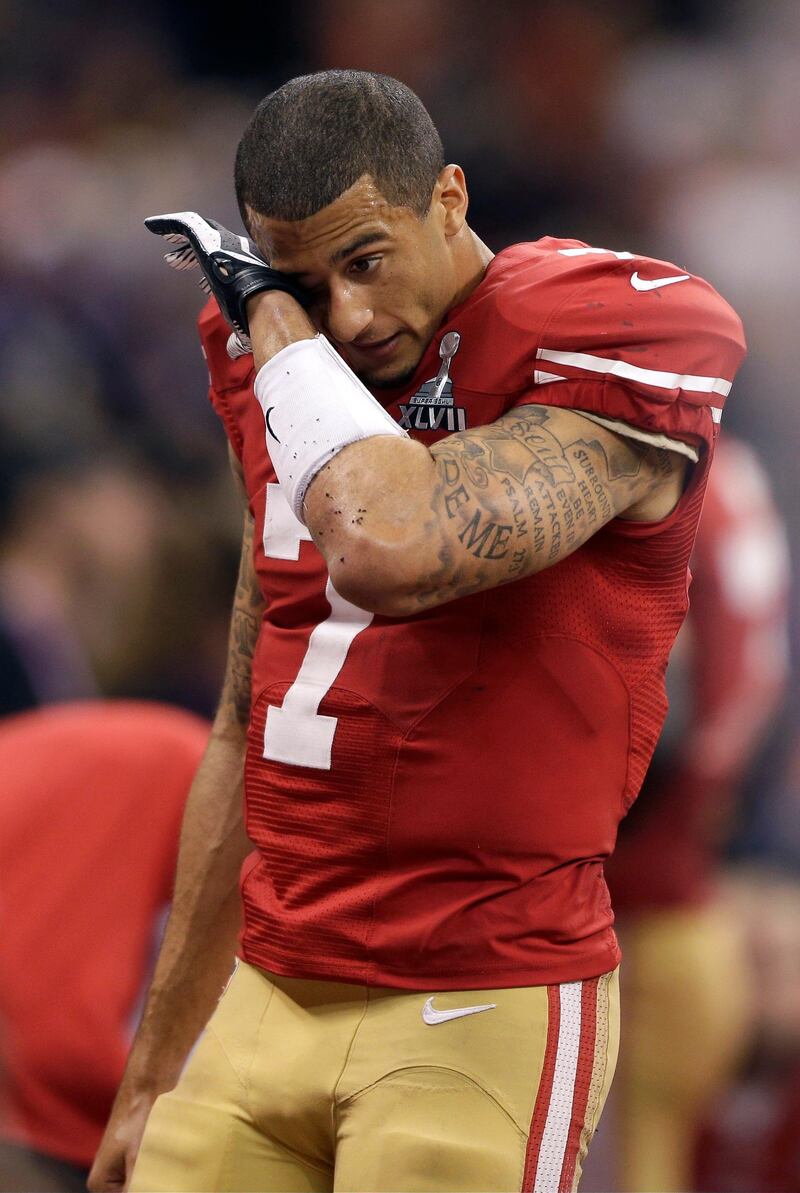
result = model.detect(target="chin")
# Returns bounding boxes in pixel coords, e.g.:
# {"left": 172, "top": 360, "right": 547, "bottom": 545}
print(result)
{"left": 364, "top": 365, "right": 420, "bottom": 391}
{"left": 357, "top": 350, "right": 425, "bottom": 391}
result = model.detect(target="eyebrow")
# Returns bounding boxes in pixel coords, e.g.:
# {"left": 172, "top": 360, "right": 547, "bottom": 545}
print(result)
{"left": 282, "top": 230, "right": 389, "bottom": 282}
{"left": 330, "top": 230, "right": 388, "bottom": 265}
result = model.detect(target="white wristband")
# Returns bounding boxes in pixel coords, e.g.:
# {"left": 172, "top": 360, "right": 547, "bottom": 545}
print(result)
{"left": 253, "top": 335, "right": 407, "bottom": 522}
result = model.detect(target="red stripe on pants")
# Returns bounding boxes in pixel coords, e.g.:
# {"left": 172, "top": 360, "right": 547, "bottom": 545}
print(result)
{"left": 521, "top": 984, "right": 561, "bottom": 1191}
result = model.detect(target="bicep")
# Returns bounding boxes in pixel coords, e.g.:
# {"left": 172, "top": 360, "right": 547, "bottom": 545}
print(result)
{"left": 419, "top": 403, "right": 685, "bottom": 607}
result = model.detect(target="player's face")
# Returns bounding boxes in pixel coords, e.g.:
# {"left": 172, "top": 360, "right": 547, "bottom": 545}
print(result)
{"left": 247, "top": 172, "right": 466, "bottom": 388}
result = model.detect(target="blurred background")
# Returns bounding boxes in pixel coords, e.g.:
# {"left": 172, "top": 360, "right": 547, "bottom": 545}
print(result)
{"left": 1, "top": 0, "right": 799, "bottom": 1189}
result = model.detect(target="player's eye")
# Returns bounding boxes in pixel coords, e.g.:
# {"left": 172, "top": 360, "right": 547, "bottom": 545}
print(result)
{"left": 349, "top": 256, "right": 381, "bottom": 277}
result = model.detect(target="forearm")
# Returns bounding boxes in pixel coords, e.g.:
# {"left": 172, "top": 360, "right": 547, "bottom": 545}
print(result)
{"left": 249, "top": 288, "right": 316, "bottom": 361}
{"left": 120, "top": 728, "right": 249, "bottom": 1092}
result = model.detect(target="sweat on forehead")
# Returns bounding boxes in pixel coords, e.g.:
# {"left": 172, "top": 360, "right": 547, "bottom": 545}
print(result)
{"left": 244, "top": 178, "right": 416, "bottom": 268}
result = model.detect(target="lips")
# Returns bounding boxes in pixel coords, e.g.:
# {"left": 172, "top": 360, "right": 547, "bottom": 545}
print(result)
{"left": 351, "top": 332, "right": 402, "bottom": 363}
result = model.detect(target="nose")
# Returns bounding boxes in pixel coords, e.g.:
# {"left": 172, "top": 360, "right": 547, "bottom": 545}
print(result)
{"left": 324, "top": 280, "right": 373, "bottom": 345}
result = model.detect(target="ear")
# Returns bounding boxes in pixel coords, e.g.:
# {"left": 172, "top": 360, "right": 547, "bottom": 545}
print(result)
{"left": 434, "top": 165, "right": 468, "bottom": 237}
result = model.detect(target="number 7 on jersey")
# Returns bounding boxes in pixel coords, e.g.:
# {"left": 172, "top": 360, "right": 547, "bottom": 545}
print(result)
{"left": 260, "top": 482, "right": 373, "bottom": 770}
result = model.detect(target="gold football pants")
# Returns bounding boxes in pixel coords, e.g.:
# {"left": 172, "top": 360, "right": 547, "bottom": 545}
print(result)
{"left": 131, "top": 959, "right": 619, "bottom": 1192}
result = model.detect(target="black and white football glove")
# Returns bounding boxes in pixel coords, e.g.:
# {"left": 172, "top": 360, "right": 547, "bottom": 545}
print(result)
{"left": 144, "top": 212, "right": 308, "bottom": 349}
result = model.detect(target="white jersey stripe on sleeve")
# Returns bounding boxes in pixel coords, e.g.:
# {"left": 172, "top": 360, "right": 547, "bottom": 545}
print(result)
{"left": 536, "top": 348, "right": 732, "bottom": 398}
{"left": 533, "top": 981, "right": 583, "bottom": 1193}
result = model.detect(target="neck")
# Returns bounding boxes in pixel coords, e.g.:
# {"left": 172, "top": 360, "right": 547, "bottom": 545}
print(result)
{"left": 449, "top": 225, "right": 494, "bottom": 311}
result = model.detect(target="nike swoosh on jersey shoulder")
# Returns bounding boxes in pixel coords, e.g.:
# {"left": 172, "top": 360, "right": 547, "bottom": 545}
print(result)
{"left": 630, "top": 271, "right": 690, "bottom": 292}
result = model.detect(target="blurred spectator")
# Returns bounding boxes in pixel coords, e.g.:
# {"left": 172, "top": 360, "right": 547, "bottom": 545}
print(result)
{"left": 0, "top": 452, "right": 162, "bottom": 714}
{"left": 0, "top": 4, "right": 246, "bottom": 720}
{"left": 0, "top": 701, "right": 210, "bottom": 1191}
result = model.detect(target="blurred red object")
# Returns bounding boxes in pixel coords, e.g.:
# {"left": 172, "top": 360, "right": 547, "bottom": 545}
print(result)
{"left": 0, "top": 701, "right": 209, "bottom": 1173}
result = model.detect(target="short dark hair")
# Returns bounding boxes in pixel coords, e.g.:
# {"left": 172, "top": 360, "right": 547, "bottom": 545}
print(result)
{"left": 234, "top": 70, "right": 445, "bottom": 227}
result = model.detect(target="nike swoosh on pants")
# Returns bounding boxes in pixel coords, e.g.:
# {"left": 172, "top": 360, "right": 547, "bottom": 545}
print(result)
{"left": 422, "top": 997, "right": 497, "bottom": 1025}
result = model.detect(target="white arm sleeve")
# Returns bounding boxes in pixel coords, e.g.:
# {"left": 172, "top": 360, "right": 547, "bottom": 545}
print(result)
{"left": 254, "top": 335, "right": 407, "bottom": 521}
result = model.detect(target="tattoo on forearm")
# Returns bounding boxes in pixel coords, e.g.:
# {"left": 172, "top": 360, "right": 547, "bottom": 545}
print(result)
{"left": 218, "top": 516, "right": 264, "bottom": 727}
{"left": 425, "top": 404, "right": 676, "bottom": 604}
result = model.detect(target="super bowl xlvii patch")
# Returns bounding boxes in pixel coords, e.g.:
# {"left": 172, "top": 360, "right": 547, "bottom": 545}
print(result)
{"left": 399, "top": 331, "right": 468, "bottom": 432}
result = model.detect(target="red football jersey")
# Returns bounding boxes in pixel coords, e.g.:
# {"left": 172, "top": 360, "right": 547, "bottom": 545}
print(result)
{"left": 200, "top": 238, "right": 746, "bottom": 989}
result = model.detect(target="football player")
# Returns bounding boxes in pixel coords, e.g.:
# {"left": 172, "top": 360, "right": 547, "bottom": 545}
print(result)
{"left": 90, "top": 70, "right": 746, "bottom": 1193}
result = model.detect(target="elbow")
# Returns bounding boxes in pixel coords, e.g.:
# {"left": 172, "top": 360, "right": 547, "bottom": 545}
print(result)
{"left": 326, "top": 541, "right": 428, "bottom": 619}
